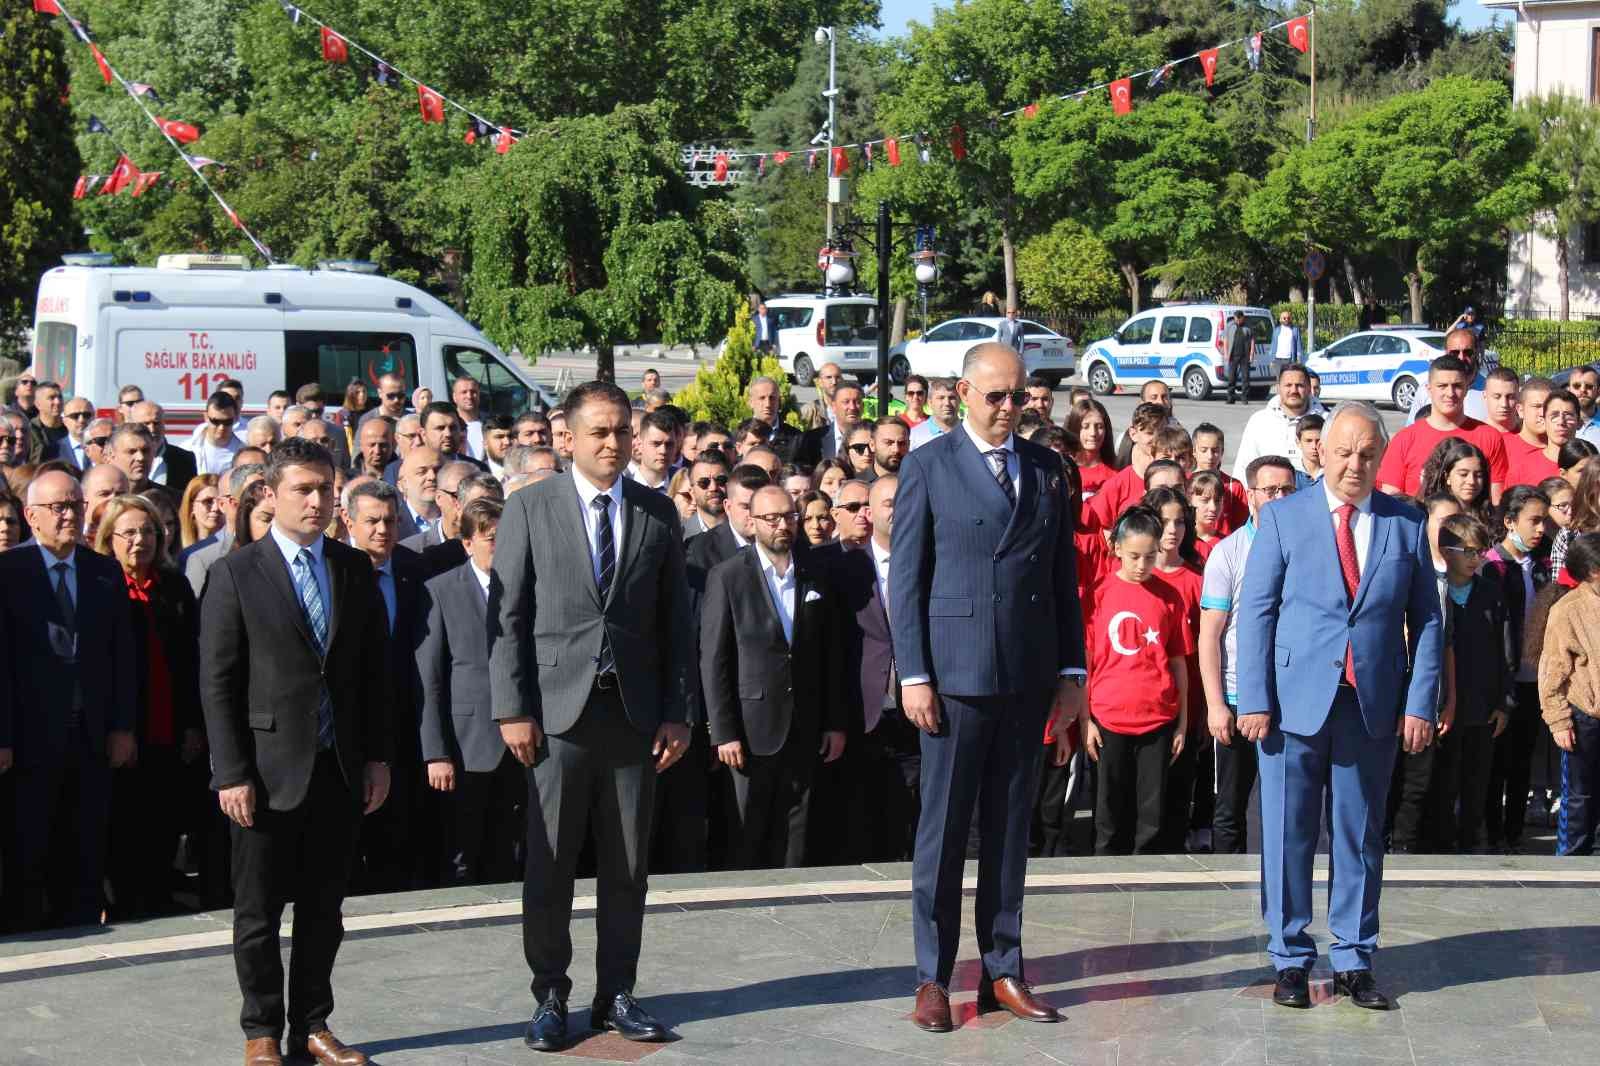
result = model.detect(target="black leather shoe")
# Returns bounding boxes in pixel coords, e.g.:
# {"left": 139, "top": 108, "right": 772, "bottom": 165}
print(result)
{"left": 524, "top": 997, "right": 568, "bottom": 1052}
{"left": 1272, "top": 967, "right": 1311, "bottom": 1008}
{"left": 591, "top": 992, "right": 668, "bottom": 1042}
{"left": 1334, "top": 969, "right": 1391, "bottom": 1010}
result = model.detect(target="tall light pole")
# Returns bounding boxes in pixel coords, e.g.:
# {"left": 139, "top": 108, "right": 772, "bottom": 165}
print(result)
{"left": 815, "top": 26, "right": 838, "bottom": 244}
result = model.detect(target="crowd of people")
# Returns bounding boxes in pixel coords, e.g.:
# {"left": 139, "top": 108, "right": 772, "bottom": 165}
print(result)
{"left": 1, "top": 323, "right": 1597, "bottom": 935}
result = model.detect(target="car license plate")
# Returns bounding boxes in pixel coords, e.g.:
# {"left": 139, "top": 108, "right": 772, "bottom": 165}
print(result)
{"left": 844, "top": 350, "right": 872, "bottom": 361}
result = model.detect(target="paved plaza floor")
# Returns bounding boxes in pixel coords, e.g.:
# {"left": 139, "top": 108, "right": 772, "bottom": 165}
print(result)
{"left": 2, "top": 855, "right": 1598, "bottom": 1065}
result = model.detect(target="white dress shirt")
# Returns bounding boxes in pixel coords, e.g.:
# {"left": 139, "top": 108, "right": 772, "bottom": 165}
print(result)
{"left": 1323, "top": 480, "right": 1373, "bottom": 574}
{"left": 962, "top": 420, "right": 1020, "bottom": 485}
{"left": 268, "top": 526, "right": 332, "bottom": 622}
{"left": 870, "top": 537, "right": 892, "bottom": 618}
{"left": 756, "top": 543, "right": 796, "bottom": 644}
{"left": 469, "top": 560, "right": 492, "bottom": 600}
{"left": 464, "top": 418, "right": 485, "bottom": 461}
{"left": 572, "top": 468, "right": 626, "bottom": 586}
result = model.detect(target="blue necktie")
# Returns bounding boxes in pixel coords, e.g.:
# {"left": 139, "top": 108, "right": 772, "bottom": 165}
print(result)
{"left": 591, "top": 495, "right": 616, "bottom": 677}
{"left": 292, "top": 548, "right": 335, "bottom": 749}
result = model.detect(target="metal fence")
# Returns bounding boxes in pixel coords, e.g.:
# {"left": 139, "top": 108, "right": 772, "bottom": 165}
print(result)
{"left": 1484, "top": 321, "right": 1600, "bottom": 378}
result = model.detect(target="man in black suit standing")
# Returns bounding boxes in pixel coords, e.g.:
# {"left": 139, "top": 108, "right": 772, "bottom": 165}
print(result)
{"left": 0, "top": 471, "right": 137, "bottom": 929}
{"left": 420, "top": 499, "right": 525, "bottom": 884}
{"left": 489, "top": 381, "right": 694, "bottom": 1052}
{"left": 701, "top": 485, "right": 845, "bottom": 868}
{"left": 129, "top": 401, "right": 198, "bottom": 491}
{"left": 748, "top": 376, "right": 800, "bottom": 462}
{"left": 199, "top": 438, "right": 394, "bottom": 1066}
{"left": 795, "top": 380, "right": 864, "bottom": 467}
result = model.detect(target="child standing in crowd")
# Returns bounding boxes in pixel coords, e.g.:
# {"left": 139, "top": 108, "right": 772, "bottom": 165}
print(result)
{"left": 1550, "top": 460, "right": 1600, "bottom": 576}
{"left": 1066, "top": 399, "right": 1119, "bottom": 500}
{"left": 1537, "top": 532, "right": 1600, "bottom": 855}
{"left": 1190, "top": 424, "right": 1249, "bottom": 533}
{"left": 1418, "top": 438, "right": 1492, "bottom": 525}
{"left": 1084, "top": 507, "right": 1191, "bottom": 855}
{"left": 1082, "top": 405, "right": 1178, "bottom": 530}
{"left": 1560, "top": 439, "right": 1598, "bottom": 488}
{"left": 1483, "top": 486, "right": 1551, "bottom": 852}
{"left": 1540, "top": 475, "right": 1573, "bottom": 561}
{"left": 1188, "top": 470, "right": 1226, "bottom": 562}
{"left": 1429, "top": 513, "right": 1513, "bottom": 853}
{"left": 1296, "top": 414, "right": 1324, "bottom": 482}
{"left": 1144, "top": 487, "right": 1209, "bottom": 853}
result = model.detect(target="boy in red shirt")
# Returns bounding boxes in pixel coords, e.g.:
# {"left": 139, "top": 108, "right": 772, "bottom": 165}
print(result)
{"left": 1192, "top": 423, "right": 1250, "bottom": 533}
{"left": 1379, "top": 355, "right": 1508, "bottom": 503}
{"left": 1084, "top": 506, "right": 1191, "bottom": 855}
{"left": 1506, "top": 387, "right": 1579, "bottom": 489}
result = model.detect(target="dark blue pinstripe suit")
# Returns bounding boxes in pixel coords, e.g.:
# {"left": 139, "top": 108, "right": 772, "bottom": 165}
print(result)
{"left": 889, "top": 424, "right": 1087, "bottom": 988}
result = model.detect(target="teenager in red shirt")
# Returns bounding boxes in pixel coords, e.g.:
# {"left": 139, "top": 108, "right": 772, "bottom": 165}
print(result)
{"left": 1084, "top": 506, "right": 1190, "bottom": 855}
{"left": 1507, "top": 387, "right": 1579, "bottom": 489}
{"left": 1066, "top": 399, "right": 1119, "bottom": 500}
{"left": 1379, "top": 355, "right": 1508, "bottom": 503}
{"left": 1145, "top": 486, "right": 1209, "bottom": 852}
{"left": 1189, "top": 471, "right": 1225, "bottom": 561}
{"left": 1191, "top": 424, "right": 1250, "bottom": 533}
{"left": 1081, "top": 404, "right": 1172, "bottom": 531}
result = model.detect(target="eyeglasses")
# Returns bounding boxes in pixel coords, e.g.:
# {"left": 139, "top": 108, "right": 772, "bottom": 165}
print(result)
{"left": 1550, "top": 501, "right": 1573, "bottom": 513}
{"left": 905, "top": 388, "right": 926, "bottom": 397}
{"left": 63, "top": 411, "right": 91, "bottom": 421}
{"left": 848, "top": 443, "right": 872, "bottom": 454}
{"left": 1444, "top": 348, "right": 1475, "bottom": 357}
{"left": 1251, "top": 485, "right": 1295, "bottom": 499}
{"left": 29, "top": 500, "right": 84, "bottom": 517}
{"left": 979, "top": 389, "right": 1029, "bottom": 408}
{"left": 752, "top": 511, "right": 798, "bottom": 526}
{"left": 383, "top": 392, "right": 406, "bottom": 401}
{"left": 87, "top": 436, "right": 112, "bottom": 449}
{"left": 1442, "top": 545, "right": 1486, "bottom": 558}
{"left": 112, "top": 526, "right": 159, "bottom": 543}
{"left": 833, "top": 500, "right": 868, "bottom": 514}
{"left": 1548, "top": 410, "right": 1580, "bottom": 425}
{"left": 694, "top": 475, "right": 729, "bottom": 490}
{"left": 207, "top": 417, "right": 233, "bottom": 427}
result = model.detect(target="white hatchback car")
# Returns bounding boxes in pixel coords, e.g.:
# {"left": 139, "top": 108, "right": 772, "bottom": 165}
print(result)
{"left": 1303, "top": 326, "right": 1451, "bottom": 410}
{"left": 888, "top": 316, "right": 1076, "bottom": 385}
{"left": 764, "top": 293, "right": 883, "bottom": 387}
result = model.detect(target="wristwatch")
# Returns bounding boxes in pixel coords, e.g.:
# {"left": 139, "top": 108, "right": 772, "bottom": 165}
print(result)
{"left": 1065, "top": 674, "right": 1086, "bottom": 689}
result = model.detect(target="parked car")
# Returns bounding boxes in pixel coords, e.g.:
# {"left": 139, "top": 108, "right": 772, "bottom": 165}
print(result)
{"left": 1303, "top": 326, "right": 1451, "bottom": 410}
{"left": 1076, "top": 303, "right": 1275, "bottom": 400}
{"left": 886, "top": 316, "right": 1076, "bottom": 385}
{"left": 763, "top": 293, "right": 882, "bottom": 387}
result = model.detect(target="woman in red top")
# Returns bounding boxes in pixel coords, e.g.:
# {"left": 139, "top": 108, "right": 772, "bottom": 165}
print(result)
{"left": 1066, "top": 400, "right": 1119, "bottom": 501}
{"left": 94, "top": 494, "right": 204, "bottom": 919}
{"left": 1084, "top": 506, "right": 1191, "bottom": 855}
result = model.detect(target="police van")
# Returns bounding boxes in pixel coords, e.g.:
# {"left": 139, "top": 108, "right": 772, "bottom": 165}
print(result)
{"left": 30, "top": 253, "right": 554, "bottom": 438}
{"left": 1076, "top": 303, "right": 1276, "bottom": 401}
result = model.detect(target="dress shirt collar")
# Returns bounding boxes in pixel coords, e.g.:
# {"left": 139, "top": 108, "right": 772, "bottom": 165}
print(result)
{"left": 468, "top": 560, "right": 492, "bottom": 592}
{"left": 627, "top": 463, "right": 670, "bottom": 490}
{"left": 37, "top": 541, "right": 76, "bottom": 571}
{"left": 755, "top": 542, "right": 793, "bottom": 582}
{"left": 729, "top": 524, "right": 749, "bottom": 549}
{"left": 870, "top": 537, "right": 891, "bottom": 570}
{"left": 572, "top": 466, "right": 624, "bottom": 512}
{"left": 1322, "top": 480, "right": 1373, "bottom": 516}
{"left": 375, "top": 556, "right": 394, "bottom": 578}
{"left": 961, "top": 420, "right": 1016, "bottom": 457}
{"left": 269, "top": 524, "right": 325, "bottom": 569}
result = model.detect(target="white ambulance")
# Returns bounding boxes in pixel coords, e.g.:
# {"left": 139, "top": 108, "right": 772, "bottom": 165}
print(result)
{"left": 30, "top": 253, "right": 555, "bottom": 438}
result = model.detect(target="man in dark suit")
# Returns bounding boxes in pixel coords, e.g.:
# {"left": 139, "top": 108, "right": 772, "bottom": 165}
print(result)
{"left": 0, "top": 471, "right": 137, "bottom": 929}
{"left": 679, "top": 451, "right": 730, "bottom": 541}
{"left": 420, "top": 499, "right": 525, "bottom": 884}
{"left": 489, "top": 381, "right": 694, "bottom": 1051}
{"left": 795, "top": 380, "right": 864, "bottom": 467}
{"left": 891, "top": 343, "right": 1086, "bottom": 1032}
{"left": 748, "top": 376, "right": 800, "bottom": 462}
{"left": 199, "top": 438, "right": 394, "bottom": 1066}
{"left": 402, "top": 464, "right": 500, "bottom": 580}
{"left": 701, "top": 486, "right": 845, "bottom": 868}
{"left": 129, "top": 401, "right": 198, "bottom": 491}
{"left": 833, "top": 474, "right": 921, "bottom": 862}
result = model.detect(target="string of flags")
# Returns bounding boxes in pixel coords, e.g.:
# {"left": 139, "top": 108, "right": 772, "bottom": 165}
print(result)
{"left": 38, "top": 0, "right": 271, "bottom": 261}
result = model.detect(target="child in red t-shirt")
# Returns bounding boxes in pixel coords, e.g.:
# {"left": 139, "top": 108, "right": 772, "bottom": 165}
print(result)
{"left": 1085, "top": 505, "right": 1191, "bottom": 855}
{"left": 1192, "top": 423, "right": 1250, "bottom": 534}
{"left": 1188, "top": 470, "right": 1226, "bottom": 562}
{"left": 1145, "top": 486, "right": 1208, "bottom": 852}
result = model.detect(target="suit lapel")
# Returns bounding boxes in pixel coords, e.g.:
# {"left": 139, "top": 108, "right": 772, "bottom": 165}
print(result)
{"left": 746, "top": 545, "right": 789, "bottom": 647}
{"left": 557, "top": 474, "right": 603, "bottom": 608}
{"left": 253, "top": 544, "right": 319, "bottom": 654}
{"left": 460, "top": 559, "right": 487, "bottom": 620}
{"left": 611, "top": 483, "right": 649, "bottom": 606}
{"left": 996, "top": 448, "right": 1038, "bottom": 553}
{"left": 955, "top": 429, "right": 1017, "bottom": 524}
{"left": 1351, "top": 502, "right": 1393, "bottom": 615}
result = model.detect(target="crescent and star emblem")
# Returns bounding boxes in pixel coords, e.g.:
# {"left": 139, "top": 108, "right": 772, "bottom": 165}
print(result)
{"left": 1106, "top": 611, "right": 1161, "bottom": 657}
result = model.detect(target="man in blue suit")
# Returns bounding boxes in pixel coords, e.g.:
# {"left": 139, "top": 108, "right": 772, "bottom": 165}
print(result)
{"left": 890, "top": 342, "right": 1087, "bottom": 1032}
{"left": 1237, "top": 401, "right": 1442, "bottom": 1011}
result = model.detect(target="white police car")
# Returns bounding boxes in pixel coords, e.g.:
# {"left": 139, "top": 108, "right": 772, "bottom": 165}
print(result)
{"left": 1076, "top": 304, "right": 1275, "bottom": 401}
{"left": 1303, "top": 326, "right": 1450, "bottom": 410}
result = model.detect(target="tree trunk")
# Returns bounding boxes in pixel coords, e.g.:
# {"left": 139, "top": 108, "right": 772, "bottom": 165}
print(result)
{"left": 1558, "top": 231, "right": 1571, "bottom": 321}
{"left": 1001, "top": 227, "right": 1019, "bottom": 312}
{"left": 595, "top": 342, "right": 616, "bottom": 384}
{"left": 1407, "top": 248, "right": 1424, "bottom": 325}
{"left": 890, "top": 296, "right": 908, "bottom": 347}
{"left": 1342, "top": 256, "right": 1365, "bottom": 309}
{"left": 1119, "top": 260, "right": 1142, "bottom": 314}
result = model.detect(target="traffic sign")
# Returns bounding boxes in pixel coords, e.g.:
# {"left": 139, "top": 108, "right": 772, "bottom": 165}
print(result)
{"left": 1303, "top": 250, "right": 1326, "bottom": 282}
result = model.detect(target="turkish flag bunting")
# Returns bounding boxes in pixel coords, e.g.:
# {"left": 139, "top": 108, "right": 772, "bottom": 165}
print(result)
{"left": 417, "top": 85, "right": 446, "bottom": 124}
{"left": 103, "top": 155, "right": 139, "bottom": 195}
{"left": 830, "top": 146, "right": 848, "bottom": 176}
{"left": 158, "top": 118, "right": 201, "bottom": 144}
{"left": 72, "top": 175, "right": 89, "bottom": 200}
{"left": 713, "top": 153, "right": 730, "bottom": 182}
{"left": 950, "top": 124, "right": 966, "bottom": 161}
{"left": 1199, "top": 49, "right": 1219, "bottom": 87}
{"left": 222, "top": 202, "right": 243, "bottom": 230}
{"left": 320, "top": 27, "right": 349, "bottom": 64}
{"left": 495, "top": 129, "right": 517, "bottom": 155}
{"left": 33, "top": 0, "right": 62, "bottom": 15}
{"left": 884, "top": 137, "right": 900, "bottom": 166}
{"left": 1110, "top": 77, "right": 1133, "bottom": 116}
{"left": 1287, "top": 16, "right": 1310, "bottom": 54}
{"left": 773, "top": 150, "right": 790, "bottom": 166}
{"left": 1022, "top": 103, "right": 1039, "bottom": 119}
{"left": 863, "top": 142, "right": 874, "bottom": 167}
{"left": 91, "top": 45, "right": 113, "bottom": 85}
{"left": 131, "top": 172, "right": 163, "bottom": 197}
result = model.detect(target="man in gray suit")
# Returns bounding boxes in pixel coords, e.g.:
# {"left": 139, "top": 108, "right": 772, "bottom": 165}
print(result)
{"left": 995, "top": 307, "right": 1025, "bottom": 351}
{"left": 419, "top": 499, "right": 523, "bottom": 885}
{"left": 489, "top": 381, "right": 694, "bottom": 1052}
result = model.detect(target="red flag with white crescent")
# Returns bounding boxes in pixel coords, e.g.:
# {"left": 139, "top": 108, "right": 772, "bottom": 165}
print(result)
{"left": 103, "top": 154, "right": 139, "bottom": 195}
{"left": 713, "top": 153, "right": 730, "bottom": 181}
{"left": 90, "top": 45, "right": 113, "bottom": 85}
{"left": 830, "top": 146, "right": 849, "bottom": 176}
{"left": 131, "top": 172, "right": 163, "bottom": 197}
{"left": 158, "top": 118, "right": 202, "bottom": 144}
{"left": 885, "top": 137, "right": 900, "bottom": 166}
{"left": 773, "top": 151, "right": 790, "bottom": 166}
{"left": 72, "top": 175, "right": 88, "bottom": 200}
{"left": 320, "top": 28, "right": 349, "bottom": 64}
{"left": 1199, "top": 49, "right": 1219, "bottom": 87}
{"left": 33, "top": 0, "right": 62, "bottom": 15}
{"left": 417, "top": 85, "right": 446, "bottom": 124}
{"left": 1110, "top": 78, "right": 1133, "bottom": 116}
{"left": 496, "top": 129, "right": 517, "bottom": 154}
{"left": 1287, "top": 16, "right": 1310, "bottom": 54}
{"left": 1022, "top": 103, "right": 1039, "bottom": 120}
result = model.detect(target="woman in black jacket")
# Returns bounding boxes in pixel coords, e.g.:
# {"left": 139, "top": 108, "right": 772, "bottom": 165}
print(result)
{"left": 95, "top": 494, "right": 205, "bottom": 918}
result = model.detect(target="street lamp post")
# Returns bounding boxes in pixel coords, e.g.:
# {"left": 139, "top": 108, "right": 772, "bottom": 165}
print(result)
{"left": 815, "top": 26, "right": 838, "bottom": 244}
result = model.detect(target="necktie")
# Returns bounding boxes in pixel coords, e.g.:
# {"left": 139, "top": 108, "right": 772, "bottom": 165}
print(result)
{"left": 292, "top": 548, "right": 335, "bottom": 748}
{"left": 987, "top": 448, "right": 1016, "bottom": 507}
{"left": 52, "top": 561, "right": 76, "bottom": 631}
{"left": 1335, "top": 503, "right": 1361, "bottom": 688}
{"left": 591, "top": 495, "right": 616, "bottom": 676}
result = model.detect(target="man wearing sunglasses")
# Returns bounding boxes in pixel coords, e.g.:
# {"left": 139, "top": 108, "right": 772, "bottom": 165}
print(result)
{"left": 359, "top": 373, "right": 410, "bottom": 431}
{"left": 5, "top": 371, "right": 37, "bottom": 420}
{"left": 1571, "top": 366, "right": 1600, "bottom": 448}
{"left": 54, "top": 397, "right": 96, "bottom": 470}
{"left": 892, "top": 342, "right": 1087, "bottom": 1033}
{"left": 681, "top": 452, "right": 730, "bottom": 540}
{"left": 1407, "top": 328, "right": 1489, "bottom": 424}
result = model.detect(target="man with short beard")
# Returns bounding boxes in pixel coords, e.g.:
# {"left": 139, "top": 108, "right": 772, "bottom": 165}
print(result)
{"left": 356, "top": 417, "right": 395, "bottom": 480}
{"left": 747, "top": 376, "right": 800, "bottom": 460}
{"left": 107, "top": 424, "right": 155, "bottom": 489}
{"left": 682, "top": 452, "right": 730, "bottom": 539}
{"left": 867, "top": 419, "right": 909, "bottom": 482}
{"left": 482, "top": 415, "right": 514, "bottom": 479}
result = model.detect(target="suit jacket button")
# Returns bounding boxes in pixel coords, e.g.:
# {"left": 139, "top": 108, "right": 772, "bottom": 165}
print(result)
{"left": 975, "top": 518, "right": 983, "bottom": 525}
{"left": 1031, "top": 593, "right": 1039, "bottom": 603}
{"left": 993, "top": 593, "right": 1002, "bottom": 604}
{"left": 1029, "top": 553, "right": 1039, "bottom": 563}
{"left": 1333, "top": 660, "right": 1343, "bottom": 669}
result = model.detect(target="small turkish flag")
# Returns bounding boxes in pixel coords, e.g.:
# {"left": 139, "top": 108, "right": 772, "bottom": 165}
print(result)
{"left": 72, "top": 175, "right": 88, "bottom": 200}
{"left": 773, "top": 150, "right": 790, "bottom": 166}
{"left": 158, "top": 118, "right": 201, "bottom": 144}
{"left": 885, "top": 137, "right": 900, "bottom": 166}
{"left": 225, "top": 205, "right": 242, "bottom": 230}
{"left": 1287, "top": 16, "right": 1310, "bottom": 54}
{"left": 33, "top": 0, "right": 62, "bottom": 15}
{"left": 950, "top": 124, "right": 966, "bottom": 161}
{"left": 831, "top": 146, "right": 848, "bottom": 176}
{"left": 91, "top": 45, "right": 113, "bottom": 85}
{"left": 417, "top": 85, "right": 446, "bottom": 124}
{"left": 1199, "top": 49, "right": 1219, "bottom": 87}
{"left": 103, "top": 155, "right": 139, "bottom": 195}
{"left": 1022, "top": 103, "right": 1039, "bottom": 120}
{"left": 496, "top": 129, "right": 517, "bottom": 155}
{"left": 713, "top": 153, "right": 730, "bottom": 182}
{"left": 321, "top": 28, "right": 349, "bottom": 64}
{"left": 131, "top": 172, "right": 163, "bottom": 197}
{"left": 1110, "top": 78, "right": 1133, "bottom": 116}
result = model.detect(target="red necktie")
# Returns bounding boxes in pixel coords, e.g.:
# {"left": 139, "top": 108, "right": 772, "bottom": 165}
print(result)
{"left": 1335, "top": 503, "right": 1360, "bottom": 688}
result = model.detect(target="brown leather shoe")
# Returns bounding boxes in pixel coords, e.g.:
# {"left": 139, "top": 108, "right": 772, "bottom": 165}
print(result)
{"left": 300, "top": 1030, "right": 368, "bottom": 1066}
{"left": 911, "top": 980, "right": 954, "bottom": 1032}
{"left": 977, "top": 976, "right": 1060, "bottom": 1022}
{"left": 244, "top": 1037, "right": 283, "bottom": 1066}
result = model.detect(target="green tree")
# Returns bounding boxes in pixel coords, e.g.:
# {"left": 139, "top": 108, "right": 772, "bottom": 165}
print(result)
{"left": 672, "top": 302, "right": 792, "bottom": 425}
{"left": 1518, "top": 92, "right": 1600, "bottom": 321}
{"left": 458, "top": 105, "right": 744, "bottom": 382}
{"left": 1015, "top": 220, "right": 1121, "bottom": 311}
{"left": 1, "top": 6, "right": 82, "bottom": 362}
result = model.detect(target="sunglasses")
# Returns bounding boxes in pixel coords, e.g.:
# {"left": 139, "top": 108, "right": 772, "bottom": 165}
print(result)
{"left": 979, "top": 389, "right": 1029, "bottom": 408}
{"left": 207, "top": 417, "right": 233, "bottom": 427}
{"left": 905, "top": 389, "right": 926, "bottom": 397}
{"left": 87, "top": 436, "right": 112, "bottom": 448}
{"left": 694, "top": 475, "right": 729, "bottom": 490}
{"left": 848, "top": 443, "right": 872, "bottom": 454}
{"left": 383, "top": 392, "right": 406, "bottom": 401}
{"left": 63, "top": 411, "right": 91, "bottom": 421}
{"left": 1444, "top": 348, "right": 1475, "bottom": 357}
{"left": 833, "top": 500, "right": 868, "bottom": 514}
